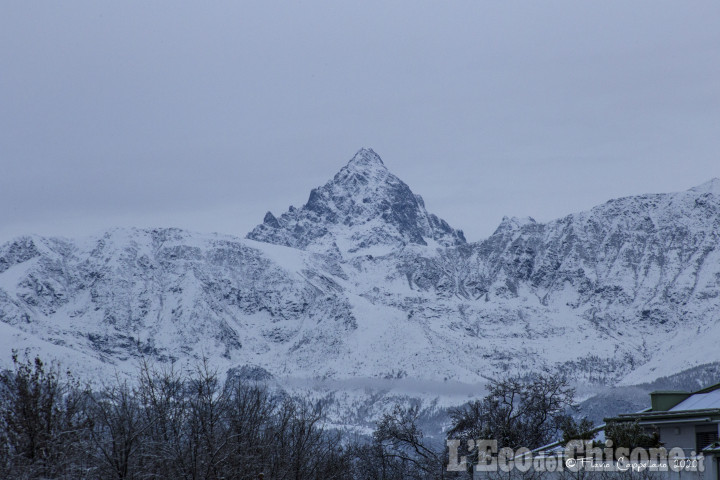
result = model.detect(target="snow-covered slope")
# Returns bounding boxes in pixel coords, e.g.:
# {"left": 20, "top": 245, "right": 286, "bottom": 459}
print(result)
{"left": 247, "top": 148, "right": 466, "bottom": 257}
{"left": 2, "top": 149, "right": 720, "bottom": 427}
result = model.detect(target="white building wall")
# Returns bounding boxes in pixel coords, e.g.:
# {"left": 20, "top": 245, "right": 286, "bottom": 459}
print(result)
{"left": 657, "top": 422, "right": 720, "bottom": 453}
{"left": 658, "top": 425, "right": 698, "bottom": 451}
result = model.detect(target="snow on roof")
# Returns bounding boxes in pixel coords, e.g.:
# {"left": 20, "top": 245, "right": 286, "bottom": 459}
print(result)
{"left": 670, "top": 388, "right": 720, "bottom": 411}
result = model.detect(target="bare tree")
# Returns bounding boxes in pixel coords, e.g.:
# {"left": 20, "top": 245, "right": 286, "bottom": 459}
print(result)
{"left": 373, "top": 404, "right": 448, "bottom": 480}
{"left": 134, "top": 359, "right": 189, "bottom": 479}
{"left": 449, "top": 374, "right": 575, "bottom": 451}
{"left": 0, "top": 351, "right": 93, "bottom": 479}
{"left": 87, "top": 377, "right": 152, "bottom": 479}
{"left": 447, "top": 373, "right": 575, "bottom": 477}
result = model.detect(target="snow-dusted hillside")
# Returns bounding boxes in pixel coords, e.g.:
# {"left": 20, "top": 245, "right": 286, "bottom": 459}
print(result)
{"left": 1, "top": 149, "right": 720, "bottom": 427}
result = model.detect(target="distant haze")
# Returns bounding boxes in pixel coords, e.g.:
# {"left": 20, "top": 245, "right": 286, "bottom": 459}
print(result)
{"left": 1, "top": 1, "right": 719, "bottom": 243}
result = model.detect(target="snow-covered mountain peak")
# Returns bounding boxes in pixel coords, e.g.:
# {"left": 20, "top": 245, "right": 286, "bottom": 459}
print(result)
{"left": 247, "top": 149, "right": 466, "bottom": 255}
{"left": 496, "top": 216, "right": 537, "bottom": 230}
{"left": 327, "top": 148, "right": 395, "bottom": 201}
{"left": 689, "top": 177, "right": 720, "bottom": 195}
{"left": 346, "top": 147, "right": 385, "bottom": 169}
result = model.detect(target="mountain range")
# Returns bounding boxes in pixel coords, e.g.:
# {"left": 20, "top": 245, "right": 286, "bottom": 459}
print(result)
{"left": 2, "top": 148, "right": 719, "bottom": 428}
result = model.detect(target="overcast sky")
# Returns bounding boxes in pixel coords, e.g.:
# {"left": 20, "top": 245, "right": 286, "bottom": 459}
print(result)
{"left": 1, "top": 1, "right": 719, "bottom": 244}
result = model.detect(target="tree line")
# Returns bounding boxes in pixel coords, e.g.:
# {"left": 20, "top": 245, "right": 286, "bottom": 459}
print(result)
{"left": 0, "top": 352, "right": 645, "bottom": 480}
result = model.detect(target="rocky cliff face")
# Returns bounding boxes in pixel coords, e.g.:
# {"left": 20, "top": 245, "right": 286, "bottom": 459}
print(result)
{"left": 0, "top": 228, "right": 360, "bottom": 379}
{"left": 247, "top": 148, "right": 466, "bottom": 256}
{"left": 1, "top": 150, "right": 720, "bottom": 425}
{"left": 404, "top": 177, "right": 720, "bottom": 321}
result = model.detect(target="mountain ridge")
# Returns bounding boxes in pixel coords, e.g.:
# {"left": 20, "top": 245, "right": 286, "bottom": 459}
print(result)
{"left": 1, "top": 149, "right": 719, "bottom": 427}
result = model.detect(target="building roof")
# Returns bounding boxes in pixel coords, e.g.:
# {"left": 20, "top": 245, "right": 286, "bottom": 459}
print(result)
{"left": 670, "top": 388, "right": 720, "bottom": 411}
{"left": 604, "top": 381, "right": 720, "bottom": 424}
